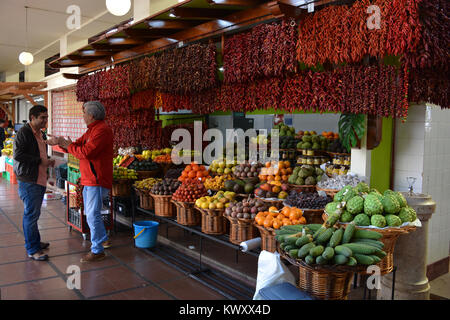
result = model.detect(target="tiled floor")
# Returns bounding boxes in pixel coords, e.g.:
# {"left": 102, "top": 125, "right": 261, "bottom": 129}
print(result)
{"left": 1, "top": 178, "right": 449, "bottom": 300}
{"left": 0, "top": 179, "right": 229, "bottom": 300}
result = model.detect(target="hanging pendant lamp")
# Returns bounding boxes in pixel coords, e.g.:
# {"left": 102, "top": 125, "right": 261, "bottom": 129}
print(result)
{"left": 106, "top": 0, "right": 131, "bottom": 16}
{"left": 19, "top": 6, "right": 33, "bottom": 66}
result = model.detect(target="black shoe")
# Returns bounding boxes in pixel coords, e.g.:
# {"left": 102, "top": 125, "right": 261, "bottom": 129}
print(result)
{"left": 40, "top": 242, "right": 50, "bottom": 250}
{"left": 28, "top": 251, "right": 49, "bottom": 261}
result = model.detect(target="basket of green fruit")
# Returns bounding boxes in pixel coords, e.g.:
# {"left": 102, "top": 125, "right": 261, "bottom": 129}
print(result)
{"left": 276, "top": 214, "right": 385, "bottom": 300}
{"left": 322, "top": 184, "right": 418, "bottom": 274}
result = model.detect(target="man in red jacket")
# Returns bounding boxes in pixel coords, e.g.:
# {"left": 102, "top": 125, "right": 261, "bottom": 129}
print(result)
{"left": 48, "top": 101, "right": 113, "bottom": 262}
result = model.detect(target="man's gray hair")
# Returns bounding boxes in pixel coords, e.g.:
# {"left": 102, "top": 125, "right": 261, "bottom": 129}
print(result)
{"left": 83, "top": 101, "right": 106, "bottom": 120}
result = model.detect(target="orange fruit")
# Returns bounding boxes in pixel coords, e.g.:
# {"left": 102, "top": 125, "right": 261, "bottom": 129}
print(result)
{"left": 281, "top": 207, "right": 290, "bottom": 216}
{"left": 265, "top": 162, "right": 271, "bottom": 168}
{"left": 289, "top": 211, "right": 301, "bottom": 221}
{"left": 286, "top": 167, "right": 293, "bottom": 174}
{"left": 274, "top": 175, "right": 281, "bottom": 181}
{"left": 299, "top": 217, "right": 307, "bottom": 224}
{"left": 263, "top": 218, "right": 273, "bottom": 228}
{"left": 185, "top": 165, "right": 192, "bottom": 172}
{"left": 282, "top": 175, "right": 289, "bottom": 182}
{"left": 267, "top": 175, "right": 274, "bottom": 182}
{"left": 272, "top": 219, "right": 282, "bottom": 229}
{"left": 282, "top": 219, "right": 292, "bottom": 226}
{"left": 188, "top": 171, "right": 196, "bottom": 179}
{"left": 192, "top": 164, "right": 199, "bottom": 171}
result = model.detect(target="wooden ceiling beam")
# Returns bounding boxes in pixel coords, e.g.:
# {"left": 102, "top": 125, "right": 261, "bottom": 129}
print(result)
{"left": 0, "top": 86, "right": 18, "bottom": 96}
{"left": 107, "top": 37, "right": 147, "bottom": 46}
{"left": 146, "top": 19, "right": 205, "bottom": 30}
{"left": 123, "top": 28, "right": 178, "bottom": 39}
{"left": 0, "top": 82, "right": 47, "bottom": 89}
{"left": 206, "top": 0, "right": 263, "bottom": 6}
{"left": 169, "top": 7, "right": 239, "bottom": 19}
{"left": 90, "top": 43, "right": 135, "bottom": 51}
{"left": 79, "top": 50, "right": 114, "bottom": 57}
{"left": 62, "top": 73, "right": 84, "bottom": 80}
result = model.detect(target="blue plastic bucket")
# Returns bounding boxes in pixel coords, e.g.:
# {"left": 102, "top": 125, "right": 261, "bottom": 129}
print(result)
{"left": 133, "top": 221, "right": 159, "bottom": 248}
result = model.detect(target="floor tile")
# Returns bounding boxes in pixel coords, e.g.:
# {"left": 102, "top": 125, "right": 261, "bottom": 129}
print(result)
{"left": 0, "top": 232, "right": 24, "bottom": 247}
{"left": 0, "top": 260, "right": 58, "bottom": 286}
{"left": 0, "top": 277, "right": 81, "bottom": 300}
{"left": 78, "top": 265, "right": 148, "bottom": 298}
{"left": 51, "top": 252, "right": 120, "bottom": 274}
{"left": 159, "top": 276, "right": 228, "bottom": 300}
{"left": 107, "top": 246, "right": 155, "bottom": 264}
{"left": 0, "top": 246, "right": 28, "bottom": 264}
{"left": 92, "top": 285, "right": 175, "bottom": 300}
{"left": 128, "top": 259, "right": 186, "bottom": 284}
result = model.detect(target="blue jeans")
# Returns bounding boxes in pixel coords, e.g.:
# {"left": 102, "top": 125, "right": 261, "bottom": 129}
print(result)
{"left": 18, "top": 181, "right": 46, "bottom": 255}
{"left": 83, "top": 186, "right": 109, "bottom": 254}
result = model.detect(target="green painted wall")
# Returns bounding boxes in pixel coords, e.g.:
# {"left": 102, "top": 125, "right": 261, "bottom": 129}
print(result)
{"left": 370, "top": 117, "right": 393, "bottom": 193}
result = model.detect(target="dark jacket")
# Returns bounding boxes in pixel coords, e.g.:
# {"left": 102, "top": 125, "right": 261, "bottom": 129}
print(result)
{"left": 0, "top": 127, "right": 5, "bottom": 147}
{"left": 13, "top": 123, "right": 46, "bottom": 183}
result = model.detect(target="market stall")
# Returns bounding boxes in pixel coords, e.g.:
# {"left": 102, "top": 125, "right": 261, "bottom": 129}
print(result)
{"left": 47, "top": 0, "right": 448, "bottom": 300}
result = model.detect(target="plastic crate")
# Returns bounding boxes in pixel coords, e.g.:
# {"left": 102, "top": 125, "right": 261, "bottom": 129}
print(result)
{"left": 67, "top": 166, "right": 81, "bottom": 184}
{"left": 68, "top": 154, "right": 80, "bottom": 169}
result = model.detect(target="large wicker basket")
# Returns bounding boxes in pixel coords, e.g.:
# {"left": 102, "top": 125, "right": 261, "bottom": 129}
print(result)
{"left": 150, "top": 193, "right": 175, "bottom": 217}
{"left": 196, "top": 207, "right": 227, "bottom": 235}
{"left": 134, "top": 188, "right": 154, "bottom": 210}
{"left": 321, "top": 212, "right": 416, "bottom": 275}
{"left": 254, "top": 223, "right": 277, "bottom": 253}
{"left": 281, "top": 252, "right": 363, "bottom": 300}
{"left": 225, "top": 216, "right": 258, "bottom": 245}
{"left": 288, "top": 184, "right": 317, "bottom": 193}
{"left": 112, "top": 180, "right": 133, "bottom": 197}
{"left": 172, "top": 200, "right": 200, "bottom": 226}
{"left": 301, "top": 208, "right": 325, "bottom": 224}
{"left": 316, "top": 186, "right": 339, "bottom": 198}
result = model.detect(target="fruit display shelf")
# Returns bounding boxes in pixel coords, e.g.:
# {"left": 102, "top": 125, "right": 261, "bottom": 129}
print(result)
{"left": 171, "top": 200, "right": 200, "bottom": 226}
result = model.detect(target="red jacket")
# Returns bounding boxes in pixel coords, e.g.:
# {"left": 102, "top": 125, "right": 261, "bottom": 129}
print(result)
{"left": 68, "top": 120, "right": 113, "bottom": 189}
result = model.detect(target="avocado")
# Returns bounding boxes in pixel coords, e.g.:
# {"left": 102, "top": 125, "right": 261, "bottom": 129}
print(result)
{"left": 224, "top": 180, "right": 235, "bottom": 191}
{"left": 244, "top": 183, "right": 254, "bottom": 194}
{"left": 234, "top": 179, "right": 245, "bottom": 187}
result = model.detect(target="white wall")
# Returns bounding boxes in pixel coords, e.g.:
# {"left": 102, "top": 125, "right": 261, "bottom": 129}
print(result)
{"left": 393, "top": 103, "right": 450, "bottom": 265}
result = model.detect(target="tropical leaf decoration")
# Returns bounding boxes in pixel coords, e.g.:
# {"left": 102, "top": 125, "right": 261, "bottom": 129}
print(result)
{"left": 338, "top": 113, "right": 366, "bottom": 152}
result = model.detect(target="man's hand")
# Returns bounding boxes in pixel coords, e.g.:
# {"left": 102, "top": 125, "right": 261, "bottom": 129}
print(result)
{"left": 59, "top": 136, "right": 73, "bottom": 149}
{"left": 42, "top": 158, "right": 56, "bottom": 167}
{"left": 46, "top": 134, "right": 62, "bottom": 146}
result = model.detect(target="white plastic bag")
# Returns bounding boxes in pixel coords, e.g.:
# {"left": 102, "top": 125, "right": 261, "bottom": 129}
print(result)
{"left": 253, "top": 250, "right": 296, "bottom": 300}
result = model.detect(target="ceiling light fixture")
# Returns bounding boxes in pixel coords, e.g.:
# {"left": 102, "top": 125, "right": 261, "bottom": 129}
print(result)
{"left": 106, "top": 0, "right": 131, "bottom": 16}
{"left": 19, "top": 6, "right": 34, "bottom": 66}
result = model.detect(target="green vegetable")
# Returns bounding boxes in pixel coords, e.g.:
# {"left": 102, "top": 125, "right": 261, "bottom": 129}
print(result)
{"left": 333, "top": 254, "right": 349, "bottom": 265}
{"left": 325, "top": 213, "right": 341, "bottom": 227}
{"left": 353, "top": 253, "right": 375, "bottom": 265}
{"left": 341, "top": 243, "right": 381, "bottom": 255}
{"left": 295, "top": 234, "right": 313, "bottom": 247}
{"left": 346, "top": 256, "right": 357, "bottom": 266}
{"left": 353, "top": 229, "right": 383, "bottom": 240}
{"left": 305, "top": 224, "right": 323, "bottom": 232}
{"left": 316, "top": 255, "right": 328, "bottom": 265}
{"left": 305, "top": 255, "right": 315, "bottom": 265}
{"left": 309, "top": 245, "right": 325, "bottom": 257}
{"left": 284, "top": 245, "right": 296, "bottom": 252}
{"left": 353, "top": 239, "right": 385, "bottom": 249}
{"left": 313, "top": 226, "right": 327, "bottom": 240}
{"left": 322, "top": 247, "right": 335, "bottom": 260}
{"left": 298, "top": 242, "right": 316, "bottom": 259}
{"left": 329, "top": 228, "right": 344, "bottom": 248}
{"left": 369, "top": 255, "right": 382, "bottom": 264}
{"left": 342, "top": 222, "right": 356, "bottom": 244}
{"left": 334, "top": 245, "right": 353, "bottom": 257}
{"left": 288, "top": 249, "right": 299, "bottom": 259}
{"left": 316, "top": 228, "right": 334, "bottom": 244}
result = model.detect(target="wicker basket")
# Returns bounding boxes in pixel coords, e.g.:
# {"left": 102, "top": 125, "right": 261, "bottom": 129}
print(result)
{"left": 150, "top": 193, "right": 175, "bottom": 217}
{"left": 255, "top": 196, "right": 284, "bottom": 209}
{"left": 288, "top": 184, "right": 317, "bottom": 193}
{"left": 172, "top": 200, "right": 200, "bottom": 226}
{"left": 134, "top": 188, "right": 154, "bottom": 210}
{"left": 316, "top": 186, "right": 339, "bottom": 198}
{"left": 112, "top": 180, "right": 133, "bottom": 197}
{"left": 254, "top": 223, "right": 277, "bottom": 253}
{"left": 281, "top": 252, "right": 361, "bottom": 300}
{"left": 225, "top": 216, "right": 258, "bottom": 245}
{"left": 137, "top": 170, "right": 160, "bottom": 180}
{"left": 197, "top": 207, "right": 227, "bottom": 235}
{"left": 301, "top": 208, "right": 325, "bottom": 224}
{"left": 321, "top": 212, "right": 416, "bottom": 275}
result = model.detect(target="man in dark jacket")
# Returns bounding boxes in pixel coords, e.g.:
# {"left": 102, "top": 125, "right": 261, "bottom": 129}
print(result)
{"left": 48, "top": 101, "right": 113, "bottom": 263}
{"left": 0, "top": 119, "right": 6, "bottom": 148}
{"left": 13, "top": 105, "right": 55, "bottom": 261}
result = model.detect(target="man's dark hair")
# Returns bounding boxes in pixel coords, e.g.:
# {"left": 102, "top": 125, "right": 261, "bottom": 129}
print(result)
{"left": 29, "top": 105, "right": 47, "bottom": 121}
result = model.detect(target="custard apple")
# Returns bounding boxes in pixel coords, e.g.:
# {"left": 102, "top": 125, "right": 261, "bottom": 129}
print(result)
{"left": 346, "top": 196, "right": 364, "bottom": 215}
{"left": 354, "top": 213, "right": 371, "bottom": 226}
{"left": 355, "top": 182, "right": 370, "bottom": 193}
{"left": 334, "top": 185, "right": 353, "bottom": 202}
{"left": 398, "top": 206, "right": 417, "bottom": 223}
{"left": 325, "top": 202, "right": 340, "bottom": 215}
{"left": 363, "top": 194, "right": 383, "bottom": 216}
{"left": 371, "top": 214, "right": 387, "bottom": 228}
{"left": 369, "top": 191, "right": 383, "bottom": 202}
{"left": 305, "top": 176, "right": 316, "bottom": 185}
{"left": 385, "top": 214, "right": 402, "bottom": 227}
{"left": 340, "top": 210, "right": 353, "bottom": 223}
{"left": 343, "top": 188, "right": 357, "bottom": 202}
{"left": 382, "top": 195, "right": 400, "bottom": 214}
{"left": 394, "top": 192, "right": 408, "bottom": 208}
{"left": 370, "top": 188, "right": 382, "bottom": 195}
